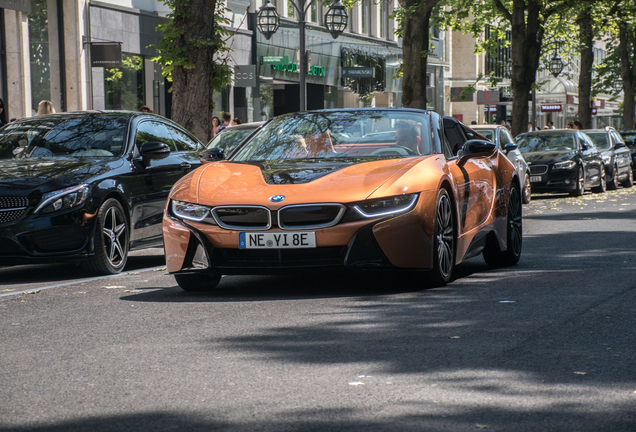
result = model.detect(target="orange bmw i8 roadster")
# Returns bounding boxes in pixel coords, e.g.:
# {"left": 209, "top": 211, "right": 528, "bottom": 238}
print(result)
{"left": 163, "top": 109, "right": 522, "bottom": 291}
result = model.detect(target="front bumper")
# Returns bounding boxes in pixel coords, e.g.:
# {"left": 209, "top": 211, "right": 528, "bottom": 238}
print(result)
{"left": 163, "top": 193, "right": 437, "bottom": 275}
{"left": 0, "top": 206, "right": 96, "bottom": 265}
{"left": 529, "top": 169, "right": 578, "bottom": 193}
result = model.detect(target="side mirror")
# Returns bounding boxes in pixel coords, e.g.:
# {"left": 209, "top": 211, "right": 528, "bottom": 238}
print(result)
{"left": 615, "top": 141, "right": 626, "bottom": 149}
{"left": 199, "top": 148, "right": 225, "bottom": 162}
{"left": 138, "top": 142, "right": 170, "bottom": 167}
{"left": 504, "top": 143, "right": 518, "bottom": 154}
{"left": 457, "top": 139, "right": 497, "bottom": 165}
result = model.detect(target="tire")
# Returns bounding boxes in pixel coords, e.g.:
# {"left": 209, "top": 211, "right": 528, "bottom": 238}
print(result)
{"left": 522, "top": 173, "right": 532, "bottom": 204}
{"left": 483, "top": 183, "right": 522, "bottom": 267}
{"left": 621, "top": 167, "right": 633, "bottom": 188}
{"left": 607, "top": 164, "right": 619, "bottom": 190}
{"left": 592, "top": 164, "right": 606, "bottom": 193}
{"left": 175, "top": 273, "right": 222, "bottom": 292}
{"left": 428, "top": 189, "right": 455, "bottom": 287}
{"left": 569, "top": 166, "right": 584, "bottom": 197}
{"left": 82, "top": 198, "right": 129, "bottom": 275}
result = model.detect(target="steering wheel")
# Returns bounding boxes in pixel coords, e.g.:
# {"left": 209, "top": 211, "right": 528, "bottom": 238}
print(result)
{"left": 369, "top": 146, "right": 414, "bottom": 156}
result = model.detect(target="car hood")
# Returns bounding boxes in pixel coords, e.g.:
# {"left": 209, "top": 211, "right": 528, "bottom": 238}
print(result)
{"left": 188, "top": 157, "right": 422, "bottom": 206}
{"left": 0, "top": 157, "right": 122, "bottom": 195}
{"left": 523, "top": 150, "right": 577, "bottom": 165}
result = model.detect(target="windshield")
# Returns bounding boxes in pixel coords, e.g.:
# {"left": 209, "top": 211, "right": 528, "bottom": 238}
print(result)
{"left": 516, "top": 134, "right": 576, "bottom": 153}
{"left": 475, "top": 129, "right": 494, "bottom": 140}
{"left": 0, "top": 116, "right": 129, "bottom": 160}
{"left": 208, "top": 127, "right": 258, "bottom": 154}
{"left": 232, "top": 111, "right": 432, "bottom": 162}
{"left": 585, "top": 133, "right": 611, "bottom": 150}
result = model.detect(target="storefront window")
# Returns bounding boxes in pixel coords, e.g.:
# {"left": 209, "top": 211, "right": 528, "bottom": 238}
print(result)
{"left": 29, "top": 0, "right": 51, "bottom": 113}
{"left": 104, "top": 54, "right": 144, "bottom": 110}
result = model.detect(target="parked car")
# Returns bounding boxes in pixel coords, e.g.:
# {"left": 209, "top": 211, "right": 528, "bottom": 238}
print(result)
{"left": 584, "top": 127, "right": 633, "bottom": 189}
{"left": 163, "top": 108, "right": 523, "bottom": 292}
{"left": 515, "top": 129, "right": 606, "bottom": 197}
{"left": 618, "top": 130, "right": 636, "bottom": 176}
{"left": 470, "top": 124, "right": 532, "bottom": 203}
{"left": 206, "top": 121, "right": 265, "bottom": 155}
{"left": 0, "top": 111, "right": 204, "bottom": 274}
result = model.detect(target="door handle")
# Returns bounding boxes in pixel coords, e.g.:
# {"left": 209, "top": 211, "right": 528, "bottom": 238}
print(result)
{"left": 181, "top": 162, "right": 191, "bottom": 171}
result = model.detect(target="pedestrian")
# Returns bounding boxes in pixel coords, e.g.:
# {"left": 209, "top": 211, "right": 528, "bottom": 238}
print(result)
{"left": 547, "top": 121, "right": 555, "bottom": 129}
{"left": 500, "top": 120, "right": 510, "bottom": 130}
{"left": 138, "top": 105, "right": 153, "bottom": 113}
{"left": 470, "top": 120, "right": 477, "bottom": 125}
{"left": 212, "top": 116, "right": 221, "bottom": 137}
{"left": 566, "top": 122, "right": 573, "bottom": 129}
{"left": 216, "top": 112, "right": 231, "bottom": 135}
{"left": 573, "top": 120, "right": 583, "bottom": 129}
{"left": 232, "top": 117, "right": 242, "bottom": 126}
{"left": 0, "top": 98, "right": 6, "bottom": 127}
{"left": 527, "top": 122, "right": 535, "bottom": 132}
{"left": 36, "top": 100, "right": 55, "bottom": 116}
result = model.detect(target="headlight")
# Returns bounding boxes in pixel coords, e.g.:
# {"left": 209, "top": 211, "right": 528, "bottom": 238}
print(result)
{"left": 553, "top": 160, "right": 576, "bottom": 170}
{"left": 602, "top": 155, "right": 611, "bottom": 165}
{"left": 171, "top": 200, "right": 212, "bottom": 222}
{"left": 353, "top": 193, "right": 419, "bottom": 218}
{"left": 35, "top": 184, "right": 90, "bottom": 214}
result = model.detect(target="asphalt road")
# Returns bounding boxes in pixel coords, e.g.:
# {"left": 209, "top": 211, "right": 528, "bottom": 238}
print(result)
{"left": 1, "top": 188, "right": 635, "bottom": 432}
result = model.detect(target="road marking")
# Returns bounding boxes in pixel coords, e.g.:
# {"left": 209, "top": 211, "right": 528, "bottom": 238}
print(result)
{"left": 0, "top": 266, "right": 167, "bottom": 298}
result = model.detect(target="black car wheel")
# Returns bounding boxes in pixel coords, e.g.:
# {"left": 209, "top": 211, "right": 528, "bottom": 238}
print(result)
{"left": 621, "top": 167, "right": 633, "bottom": 188}
{"left": 570, "top": 166, "right": 585, "bottom": 197}
{"left": 175, "top": 273, "right": 222, "bottom": 292}
{"left": 483, "top": 183, "right": 522, "bottom": 267}
{"left": 82, "top": 199, "right": 129, "bottom": 275}
{"left": 607, "top": 164, "right": 619, "bottom": 190}
{"left": 428, "top": 189, "right": 455, "bottom": 287}
{"left": 592, "top": 164, "right": 606, "bottom": 193}
{"left": 522, "top": 173, "right": 531, "bottom": 204}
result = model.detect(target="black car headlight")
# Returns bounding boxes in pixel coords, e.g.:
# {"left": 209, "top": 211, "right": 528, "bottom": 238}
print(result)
{"left": 35, "top": 184, "right": 90, "bottom": 214}
{"left": 171, "top": 200, "right": 214, "bottom": 222}
{"left": 352, "top": 193, "right": 419, "bottom": 218}
{"left": 553, "top": 160, "right": 576, "bottom": 170}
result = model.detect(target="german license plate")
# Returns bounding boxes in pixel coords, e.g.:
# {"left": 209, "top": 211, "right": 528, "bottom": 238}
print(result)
{"left": 530, "top": 176, "right": 542, "bottom": 182}
{"left": 239, "top": 231, "right": 316, "bottom": 249}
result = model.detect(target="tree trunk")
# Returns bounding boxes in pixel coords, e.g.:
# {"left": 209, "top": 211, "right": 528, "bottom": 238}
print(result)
{"left": 508, "top": 0, "right": 543, "bottom": 137}
{"left": 170, "top": 0, "right": 219, "bottom": 143}
{"left": 577, "top": 7, "right": 594, "bottom": 129}
{"left": 399, "top": 0, "right": 439, "bottom": 109}
{"left": 618, "top": 18, "right": 636, "bottom": 130}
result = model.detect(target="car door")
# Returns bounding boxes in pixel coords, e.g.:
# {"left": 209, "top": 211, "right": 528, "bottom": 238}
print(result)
{"left": 611, "top": 130, "right": 631, "bottom": 177}
{"left": 578, "top": 132, "right": 602, "bottom": 186}
{"left": 129, "top": 120, "right": 194, "bottom": 245}
{"left": 443, "top": 119, "right": 495, "bottom": 235}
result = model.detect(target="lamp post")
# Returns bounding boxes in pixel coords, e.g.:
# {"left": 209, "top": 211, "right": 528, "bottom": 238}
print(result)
{"left": 613, "top": 76, "right": 623, "bottom": 95}
{"left": 532, "top": 45, "right": 565, "bottom": 130}
{"left": 257, "top": 0, "right": 348, "bottom": 112}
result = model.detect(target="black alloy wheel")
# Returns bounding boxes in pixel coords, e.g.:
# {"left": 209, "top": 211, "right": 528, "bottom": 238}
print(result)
{"left": 570, "top": 166, "right": 585, "bottom": 197}
{"left": 621, "top": 167, "right": 633, "bottom": 188}
{"left": 522, "top": 173, "right": 532, "bottom": 204}
{"left": 607, "top": 164, "right": 619, "bottom": 190}
{"left": 82, "top": 199, "right": 129, "bottom": 275}
{"left": 592, "top": 164, "right": 607, "bottom": 193}
{"left": 175, "top": 273, "right": 222, "bottom": 292}
{"left": 428, "top": 188, "right": 455, "bottom": 287}
{"left": 483, "top": 183, "right": 522, "bottom": 267}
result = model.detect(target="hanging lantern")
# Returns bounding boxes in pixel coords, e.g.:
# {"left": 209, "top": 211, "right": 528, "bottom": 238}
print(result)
{"left": 324, "top": 0, "right": 348, "bottom": 39}
{"left": 257, "top": 0, "right": 280, "bottom": 41}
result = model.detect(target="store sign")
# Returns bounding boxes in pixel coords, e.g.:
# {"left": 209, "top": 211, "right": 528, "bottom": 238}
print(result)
{"left": 0, "top": 0, "right": 31, "bottom": 13}
{"left": 450, "top": 87, "right": 473, "bottom": 102}
{"left": 540, "top": 104, "right": 562, "bottom": 113}
{"left": 271, "top": 63, "right": 326, "bottom": 77}
{"left": 262, "top": 56, "right": 289, "bottom": 66}
{"left": 476, "top": 90, "right": 500, "bottom": 104}
{"left": 234, "top": 65, "right": 257, "bottom": 87}
{"left": 567, "top": 95, "right": 579, "bottom": 105}
{"left": 90, "top": 43, "right": 123, "bottom": 68}
{"left": 342, "top": 67, "right": 375, "bottom": 78}
{"left": 483, "top": 106, "right": 497, "bottom": 113}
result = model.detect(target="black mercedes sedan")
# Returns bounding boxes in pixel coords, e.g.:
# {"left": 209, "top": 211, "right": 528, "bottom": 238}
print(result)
{"left": 584, "top": 127, "right": 633, "bottom": 189}
{"left": 515, "top": 129, "right": 605, "bottom": 196}
{"left": 0, "top": 111, "right": 204, "bottom": 274}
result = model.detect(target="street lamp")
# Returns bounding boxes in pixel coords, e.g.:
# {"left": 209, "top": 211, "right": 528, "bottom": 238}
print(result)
{"left": 256, "top": 1, "right": 280, "bottom": 40}
{"left": 548, "top": 52, "right": 565, "bottom": 78}
{"left": 256, "top": 0, "right": 348, "bottom": 111}
{"left": 613, "top": 76, "right": 623, "bottom": 94}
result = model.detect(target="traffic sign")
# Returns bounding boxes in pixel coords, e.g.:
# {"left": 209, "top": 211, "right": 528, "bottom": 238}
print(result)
{"left": 477, "top": 90, "right": 500, "bottom": 104}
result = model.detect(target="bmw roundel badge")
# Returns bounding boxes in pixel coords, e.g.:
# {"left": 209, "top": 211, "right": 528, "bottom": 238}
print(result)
{"left": 269, "top": 195, "right": 285, "bottom": 203}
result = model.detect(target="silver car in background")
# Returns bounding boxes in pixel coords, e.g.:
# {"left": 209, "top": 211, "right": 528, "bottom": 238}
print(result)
{"left": 470, "top": 125, "right": 532, "bottom": 203}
